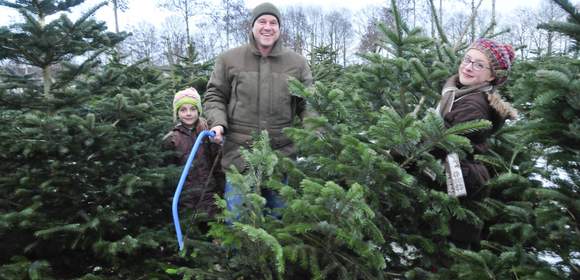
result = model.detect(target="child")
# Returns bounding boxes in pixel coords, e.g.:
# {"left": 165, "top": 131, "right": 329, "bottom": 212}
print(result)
{"left": 163, "top": 88, "right": 225, "bottom": 231}
{"left": 436, "top": 38, "right": 518, "bottom": 249}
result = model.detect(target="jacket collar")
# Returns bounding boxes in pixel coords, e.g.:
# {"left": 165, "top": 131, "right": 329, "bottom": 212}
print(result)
{"left": 249, "top": 32, "right": 284, "bottom": 57}
{"left": 438, "top": 74, "right": 517, "bottom": 121}
{"left": 442, "top": 74, "right": 493, "bottom": 98}
{"left": 438, "top": 74, "right": 493, "bottom": 116}
{"left": 174, "top": 122, "right": 198, "bottom": 135}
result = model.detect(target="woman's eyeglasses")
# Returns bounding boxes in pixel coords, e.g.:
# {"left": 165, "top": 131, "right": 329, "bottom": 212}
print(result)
{"left": 461, "top": 56, "right": 491, "bottom": 71}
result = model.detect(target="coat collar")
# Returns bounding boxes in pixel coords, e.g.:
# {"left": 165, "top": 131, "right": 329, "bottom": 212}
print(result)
{"left": 438, "top": 74, "right": 517, "bottom": 121}
{"left": 248, "top": 32, "right": 284, "bottom": 57}
{"left": 438, "top": 74, "right": 493, "bottom": 116}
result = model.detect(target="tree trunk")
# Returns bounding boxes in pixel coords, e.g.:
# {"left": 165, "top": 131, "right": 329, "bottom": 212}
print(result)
{"left": 184, "top": 0, "right": 192, "bottom": 58}
{"left": 547, "top": 31, "right": 553, "bottom": 56}
{"left": 113, "top": 0, "right": 120, "bottom": 33}
{"left": 413, "top": 0, "right": 416, "bottom": 28}
{"left": 431, "top": 7, "right": 435, "bottom": 38}
{"left": 343, "top": 34, "right": 346, "bottom": 67}
{"left": 43, "top": 65, "right": 52, "bottom": 98}
{"left": 491, "top": 0, "right": 496, "bottom": 34}
{"left": 164, "top": 37, "right": 175, "bottom": 65}
{"left": 471, "top": 0, "right": 476, "bottom": 42}
{"left": 439, "top": 0, "right": 442, "bottom": 27}
{"left": 226, "top": 0, "right": 230, "bottom": 49}
{"left": 39, "top": 15, "right": 52, "bottom": 98}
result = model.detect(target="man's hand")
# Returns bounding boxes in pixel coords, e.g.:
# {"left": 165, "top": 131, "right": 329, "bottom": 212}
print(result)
{"left": 210, "top": 125, "right": 225, "bottom": 144}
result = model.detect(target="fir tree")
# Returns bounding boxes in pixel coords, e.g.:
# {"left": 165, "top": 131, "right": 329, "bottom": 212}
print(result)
{"left": 0, "top": 1, "right": 181, "bottom": 278}
{"left": 309, "top": 45, "right": 343, "bottom": 85}
{"left": 505, "top": 0, "right": 580, "bottom": 274}
{"left": 0, "top": 0, "right": 126, "bottom": 100}
{"left": 167, "top": 45, "right": 213, "bottom": 94}
{"left": 1, "top": 0, "right": 578, "bottom": 279}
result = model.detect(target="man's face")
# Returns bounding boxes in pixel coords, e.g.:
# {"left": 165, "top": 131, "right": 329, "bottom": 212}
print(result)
{"left": 252, "top": 14, "right": 280, "bottom": 50}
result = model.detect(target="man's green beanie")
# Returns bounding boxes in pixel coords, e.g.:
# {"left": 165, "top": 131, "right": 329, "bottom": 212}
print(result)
{"left": 251, "top": 2, "right": 281, "bottom": 26}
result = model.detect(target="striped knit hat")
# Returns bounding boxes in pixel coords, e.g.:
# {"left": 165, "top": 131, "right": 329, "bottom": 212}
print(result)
{"left": 173, "top": 88, "right": 202, "bottom": 122}
{"left": 468, "top": 38, "right": 516, "bottom": 86}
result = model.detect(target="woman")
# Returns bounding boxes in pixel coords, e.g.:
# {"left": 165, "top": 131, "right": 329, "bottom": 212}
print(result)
{"left": 436, "top": 38, "right": 518, "bottom": 249}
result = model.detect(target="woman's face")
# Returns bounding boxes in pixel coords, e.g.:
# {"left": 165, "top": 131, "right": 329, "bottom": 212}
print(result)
{"left": 458, "top": 49, "right": 495, "bottom": 86}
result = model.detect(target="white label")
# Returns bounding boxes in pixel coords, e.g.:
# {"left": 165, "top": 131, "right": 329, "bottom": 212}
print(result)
{"left": 446, "top": 153, "right": 467, "bottom": 197}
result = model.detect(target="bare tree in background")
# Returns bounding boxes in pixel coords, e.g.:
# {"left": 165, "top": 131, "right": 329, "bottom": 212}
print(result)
{"left": 325, "top": 11, "right": 344, "bottom": 60}
{"left": 281, "top": 6, "right": 310, "bottom": 55}
{"left": 495, "top": 1, "right": 567, "bottom": 59}
{"left": 444, "top": 11, "right": 471, "bottom": 44}
{"left": 538, "top": 0, "right": 567, "bottom": 56}
{"left": 470, "top": 0, "right": 477, "bottom": 41}
{"left": 160, "top": 15, "right": 188, "bottom": 65}
{"left": 497, "top": 8, "right": 534, "bottom": 59}
{"left": 304, "top": 7, "right": 326, "bottom": 54}
{"left": 102, "top": 0, "right": 571, "bottom": 67}
{"left": 439, "top": 0, "right": 443, "bottom": 27}
{"left": 110, "top": 0, "right": 129, "bottom": 33}
{"left": 491, "top": 0, "right": 496, "bottom": 34}
{"left": 355, "top": 0, "right": 416, "bottom": 54}
{"left": 212, "top": 0, "right": 250, "bottom": 50}
{"left": 192, "top": 22, "right": 223, "bottom": 61}
{"left": 337, "top": 9, "right": 353, "bottom": 66}
{"left": 229, "top": 2, "right": 251, "bottom": 47}
{"left": 158, "top": 0, "right": 207, "bottom": 57}
{"left": 356, "top": 5, "right": 395, "bottom": 54}
{"left": 122, "top": 22, "right": 164, "bottom": 64}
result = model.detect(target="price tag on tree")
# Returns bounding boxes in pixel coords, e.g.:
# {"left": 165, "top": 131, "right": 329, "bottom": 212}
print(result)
{"left": 445, "top": 153, "right": 467, "bottom": 197}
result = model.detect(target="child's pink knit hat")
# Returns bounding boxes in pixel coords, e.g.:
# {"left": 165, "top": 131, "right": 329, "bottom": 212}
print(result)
{"left": 173, "top": 88, "right": 202, "bottom": 121}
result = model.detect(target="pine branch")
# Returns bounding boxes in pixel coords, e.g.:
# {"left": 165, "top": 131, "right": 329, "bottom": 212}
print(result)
{"left": 551, "top": 0, "right": 580, "bottom": 23}
{"left": 234, "top": 223, "right": 285, "bottom": 276}
{"left": 34, "top": 223, "right": 82, "bottom": 238}
{"left": 0, "top": 0, "right": 20, "bottom": 9}
{"left": 76, "top": 2, "right": 108, "bottom": 29}
{"left": 445, "top": 119, "right": 492, "bottom": 135}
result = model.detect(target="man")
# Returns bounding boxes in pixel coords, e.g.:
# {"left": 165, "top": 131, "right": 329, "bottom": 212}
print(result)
{"left": 203, "top": 2, "right": 313, "bottom": 216}
{"left": 203, "top": 2, "right": 313, "bottom": 173}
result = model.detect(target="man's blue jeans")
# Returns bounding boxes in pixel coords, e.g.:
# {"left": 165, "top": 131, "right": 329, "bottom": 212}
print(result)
{"left": 224, "top": 179, "right": 286, "bottom": 221}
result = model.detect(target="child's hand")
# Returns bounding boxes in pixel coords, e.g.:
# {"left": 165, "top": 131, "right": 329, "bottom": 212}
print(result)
{"left": 210, "top": 125, "right": 225, "bottom": 144}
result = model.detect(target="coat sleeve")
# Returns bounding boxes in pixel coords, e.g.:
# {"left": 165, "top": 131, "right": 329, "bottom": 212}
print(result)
{"left": 203, "top": 55, "right": 230, "bottom": 131}
{"left": 297, "top": 58, "right": 315, "bottom": 121}
{"left": 162, "top": 131, "right": 178, "bottom": 165}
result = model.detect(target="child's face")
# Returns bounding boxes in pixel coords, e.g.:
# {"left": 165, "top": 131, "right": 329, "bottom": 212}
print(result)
{"left": 178, "top": 104, "right": 199, "bottom": 127}
{"left": 458, "top": 49, "right": 495, "bottom": 86}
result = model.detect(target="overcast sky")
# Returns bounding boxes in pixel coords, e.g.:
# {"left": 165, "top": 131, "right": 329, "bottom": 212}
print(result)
{"left": 0, "top": 0, "right": 555, "bottom": 31}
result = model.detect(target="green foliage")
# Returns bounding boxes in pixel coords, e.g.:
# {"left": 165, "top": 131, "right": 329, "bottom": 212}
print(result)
{"left": 0, "top": 0, "right": 127, "bottom": 98}
{"left": 1, "top": 0, "right": 579, "bottom": 279}
{"left": 309, "top": 45, "right": 344, "bottom": 85}
{"left": 166, "top": 46, "right": 213, "bottom": 94}
{"left": 0, "top": 2, "right": 183, "bottom": 278}
{"left": 538, "top": 0, "right": 580, "bottom": 51}
{"left": 511, "top": 58, "right": 580, "bottom": 173}
{"left": 202, "top": 132, "right": 386, "bottom": 279}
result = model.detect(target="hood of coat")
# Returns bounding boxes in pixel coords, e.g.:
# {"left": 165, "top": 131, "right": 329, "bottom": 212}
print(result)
{"left": 487, "top": 91, "right": 518, "bottom": 121}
